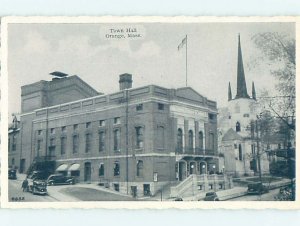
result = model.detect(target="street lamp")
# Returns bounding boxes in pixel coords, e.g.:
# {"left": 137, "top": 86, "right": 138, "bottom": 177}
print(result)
{"left": 212, "top": 164, "right": 216, "bottom": 174}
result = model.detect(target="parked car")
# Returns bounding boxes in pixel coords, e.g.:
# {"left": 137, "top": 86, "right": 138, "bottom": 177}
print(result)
{"left": 47, "top": 174, "right": 75, "bottom": 186}
{"left": 27, "top": 171, "right": 47, "bottom": 195}
{"left": 174, "top": 197, "right": 183, "bottom": 201}
{"left": 203, "top": 192, "right": 219, "bottom": 201}
{"left": 8, "top": 169, "right": 17, "bottom": 180}
{"left": 247, "top": 182, "right": 269, "bottom": 195}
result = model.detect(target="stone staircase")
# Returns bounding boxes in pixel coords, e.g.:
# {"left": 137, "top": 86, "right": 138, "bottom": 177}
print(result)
{"left": 170, "top": 175, "right": 196, "bottom": 198}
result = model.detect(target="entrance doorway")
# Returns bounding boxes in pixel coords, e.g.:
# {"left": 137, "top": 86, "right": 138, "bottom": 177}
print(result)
{"left": 189, "top": 162, "right": 196, "bottom": 175}
{"left": 20, "top": 159, "right": 26, "bottom": 173}
{"left": 200, "top": 162, "right": 207, "bottom": 174}
{"left": 84, "top": 162, "right": 91, "bottom": 182}
{"left": 143, "top": 184, "right": 151, "bottom": 196}
{"left": 178, "top": 161, "right": 187, "bottom": 181}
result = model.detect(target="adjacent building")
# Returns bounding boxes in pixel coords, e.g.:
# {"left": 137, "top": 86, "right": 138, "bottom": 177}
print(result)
{"left": 218, "top": 35, "right": 270, "bottom": 177}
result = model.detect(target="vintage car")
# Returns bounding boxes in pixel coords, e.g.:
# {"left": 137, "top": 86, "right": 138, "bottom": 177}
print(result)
{"left": 8, "top": 169, "right": 17, "bottom": 180}
{"left": 203, "top": 192, "right": 220, "bottom": 201}
{"left": 27, "top": 171, "right": 48, "bottom": 195}
{"left": 47, "top": 174, "right": 75, "bottom": 185}
{"left": 247, "top": 182, "right": 269, "bottom": 195}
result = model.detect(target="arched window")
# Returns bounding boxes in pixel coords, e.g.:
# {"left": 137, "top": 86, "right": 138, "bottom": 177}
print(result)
{"left": 209, "top": 133, "right": 215, "bottom": 150}
{"left": 199, "top": 131, "right": 204, "bottom": 150}
{"left": 236, "top": 122, "right": 241, "bottom": 132}
{"left": 238, "top": 144, "right": 243, "bottom": 160}
{"left": 137, "top": 160, "right": 143, "bottom": 177}
{"left": 188, "top": 130, "right": 194, "bottom": 151}
{"left": 177, "top": 128, "right": 183, "bottom": 153}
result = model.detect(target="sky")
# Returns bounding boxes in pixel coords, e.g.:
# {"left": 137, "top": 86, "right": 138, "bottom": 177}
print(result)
{"left": 7, "top": 22, "right": 295, "bottom": 118}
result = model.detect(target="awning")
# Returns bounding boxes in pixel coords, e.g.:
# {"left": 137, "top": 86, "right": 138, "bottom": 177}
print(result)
{"left": 68, "top": 163, "right": 80, "bottom": 171}
{"left": 56, "top": 164, "right": 69, "bottom": 171}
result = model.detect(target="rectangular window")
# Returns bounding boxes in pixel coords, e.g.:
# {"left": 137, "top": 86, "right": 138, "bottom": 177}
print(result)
{"left": 209, "top": 184, "right": 213, "bottom": 190}
{"left": 99, "top": 120, "right": 105, "bottom": 127}
{"left": 12, "top": 135, "right": 17, "bottom": 151}
{"left": 114, "top": 117, "right": 121, "bottom": 124}
{"left": 86, "top": 122, "right": 91, "bottom": 128}
{"left": 209, "top": 113, "right": 215, "bottom": 120}
{"left": 99, "top": 131, "right": 105, "bottom": 152}
{"left": 61, "top": 137, "right": 66, "bottom": 155}
{"left": 157, "top": 126, "right": 165, "bottom": 150}
{"left": 113, "top": 129, "right": 120, "bottom": 151}
{"left": 73, "top": 124, "right": 78, "bottom": 131}
{"left": 50, "top": 128, "right": 55, "bottom": 134}
{"left": 85, "top": 133, "right": 92, "bottom": 153}
{"left": 61, "top": 126, "right": 66, "bottom": 132}
{"left": 219, "top": 184, "right": 223, "bottom": 189}
{"left": 73, "top": 135, "right": 79, "bottom": 154}
{"left": 136, "top": 104, "right": 143, "bottom": 111}
{"left": 99, "top": 164, "right": 104, "bottom": 176}
{"left": 50, "top": 138, "right": 56, "bottom": 147}
{"left": 198, "top": 185, "right": 203, "bottom": 190}
{"left": 38, "top": 130, "right": 42, "bottom": 135}
{"left": 158, "top": 103, "right": 164, "bottom": 110}
{"left": 135, "top": 126, "right": 144, "bottom": 149}
{"left": 137, "top": 160, "right": 144, "bottom": 177}
{"left": 113, "top": 161, "right": 120, "bottom": 176}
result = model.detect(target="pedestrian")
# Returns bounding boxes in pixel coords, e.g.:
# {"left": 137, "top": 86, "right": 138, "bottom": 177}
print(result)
{"left": 21, "top": 178, "right": 28, "bottom": 192}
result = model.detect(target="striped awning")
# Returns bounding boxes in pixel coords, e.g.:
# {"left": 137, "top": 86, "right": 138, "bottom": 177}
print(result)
{"left": 56, "top": 164, "right": 68, "bottom": 171}
{"left": 68, "top": 163, "right": 80, "bottom": 171}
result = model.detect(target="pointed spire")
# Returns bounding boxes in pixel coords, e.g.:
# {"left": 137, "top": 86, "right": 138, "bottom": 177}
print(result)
{"left": 252, "top": 81, "right": 256, "bottom": 100}
{"left": 235, "top": 34, "right": 250, "bottom": 99}
{"left": 228, "top": 82, "right": 232, "bottom": 101}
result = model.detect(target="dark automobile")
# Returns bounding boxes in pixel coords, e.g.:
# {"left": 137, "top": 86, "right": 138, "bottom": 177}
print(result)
{"left": 47, "top": 174, "right": 75, "bottom": 185}
{"left": 174, "top": 197, "right": 183, "bottom": 201}
{"left": 8, "top": 169, "right": 17, "bottom": 180}
{"left": 247, "top": 182, "right": 269, "bottom": 195}
{"left": 27, "top": 172, "right": 47, "bottom": 195}
{"left": 203, "top": 192, "right": 219, "bottom": 201}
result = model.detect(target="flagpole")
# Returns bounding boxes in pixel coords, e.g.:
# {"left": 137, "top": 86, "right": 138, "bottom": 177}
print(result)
{"left": 185, "top": 34, "right": 188, "bottom": 87}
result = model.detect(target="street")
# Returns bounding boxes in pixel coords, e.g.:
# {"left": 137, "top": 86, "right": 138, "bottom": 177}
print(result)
{"left": 8, "top": 177, "right": 57, "bottom": 202}
{"left": 229, "top": 188, "right": 280, "bottom": 201}
{"left": 8, "top": 173, "right": 287, "bottom": 202}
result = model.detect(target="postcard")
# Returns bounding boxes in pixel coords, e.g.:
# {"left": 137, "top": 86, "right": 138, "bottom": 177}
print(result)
{"left": 1, "top": 16, "right": 298, "bottom": 209}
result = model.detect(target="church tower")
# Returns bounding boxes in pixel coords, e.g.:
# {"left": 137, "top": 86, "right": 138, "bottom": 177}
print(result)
{"left": 227, "top": 34, "right": 257, "bottom": 134}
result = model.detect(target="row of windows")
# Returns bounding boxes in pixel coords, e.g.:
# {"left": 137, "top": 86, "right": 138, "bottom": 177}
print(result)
{"left": 177, "top": 129, "right": 215, "bottom": 151}
{"left": 38, "top": 126, "right": 148, "bottom": 155}
{"left": 98, "top": 160, "right": 144, "bottom": 177}
{"left": 37, "top": 117, "right": 122, "bottom": 136}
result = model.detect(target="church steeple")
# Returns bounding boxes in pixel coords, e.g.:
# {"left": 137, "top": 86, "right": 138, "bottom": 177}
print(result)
{"left": 252, "top": 81, "right": 256, "bottom": 100}
{"left": 235, "top": 34, "right": 250, "bottom": 99}
{"left": 228, "top": 82, "right": 232, "bottom": 101}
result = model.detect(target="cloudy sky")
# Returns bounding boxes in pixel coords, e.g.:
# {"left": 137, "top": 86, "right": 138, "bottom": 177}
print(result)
{"left": 7, "top": 22, "right": 294, "bottom": 117}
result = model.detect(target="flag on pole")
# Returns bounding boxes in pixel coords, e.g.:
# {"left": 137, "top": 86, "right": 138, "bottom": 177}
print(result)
{"left": 178, "top": 36, "right": 187, "bottom": 51}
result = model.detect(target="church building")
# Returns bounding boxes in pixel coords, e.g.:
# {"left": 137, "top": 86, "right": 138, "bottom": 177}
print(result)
{"left": 219, "top": 35, "right": 270, "bottom": 177}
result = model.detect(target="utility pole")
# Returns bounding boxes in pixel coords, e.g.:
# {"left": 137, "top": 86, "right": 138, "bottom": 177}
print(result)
{"left": 256, "top": 119, "right": 263, "bottom": 184}
{"left": 125, "top": 89, "right": 129, "bottom": 195}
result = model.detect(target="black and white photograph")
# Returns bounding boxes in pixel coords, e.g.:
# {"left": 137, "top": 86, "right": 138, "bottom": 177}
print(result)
{"left": 1, "top": 17, "right": 297, "bottom": 208}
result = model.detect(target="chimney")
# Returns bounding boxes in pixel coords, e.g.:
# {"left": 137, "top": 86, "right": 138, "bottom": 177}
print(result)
{"left": 119, "top": 73, "right": 133, "bottom": 90}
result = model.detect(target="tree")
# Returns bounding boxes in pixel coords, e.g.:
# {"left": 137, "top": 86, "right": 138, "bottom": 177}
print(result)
{"left": 252, "top": 32, "right": 295, "bottom": 131}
